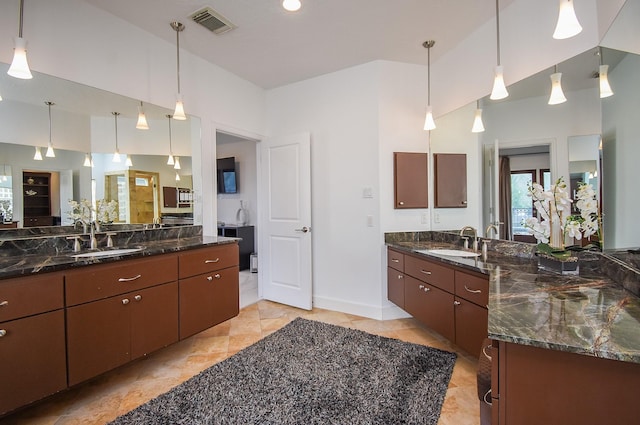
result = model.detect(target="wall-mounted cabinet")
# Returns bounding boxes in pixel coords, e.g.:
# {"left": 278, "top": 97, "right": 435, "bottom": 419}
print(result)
{"left": 393, "top": 152, "right": 428, "bottom": 209}
{"left": 22, "top": 172, "right": 53, "bottom": 227}
{"left": 434, "top": 153, "right": 467, "bottom": 208}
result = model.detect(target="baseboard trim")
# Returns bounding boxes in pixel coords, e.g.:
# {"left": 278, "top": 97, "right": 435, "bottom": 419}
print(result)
{"left": 313, "top": 295, "right": 383, "bottom": 320}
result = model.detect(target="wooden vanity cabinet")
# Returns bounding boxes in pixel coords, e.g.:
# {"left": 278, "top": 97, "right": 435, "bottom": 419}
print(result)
{"left": 453, "top": 270, "right": 489, "bottom": 355}
{"left": 433, "top": 153, "right": 467, "bottom": 208}
{"left": 0, "top": 273, "right": 66, "bottom": 416}
{"left": 178, "top": 244, "right": 239, "bottom": 339}
{"left": 387, "top": 249, "right": 405, "bottom": 308}
{"left": 404, "top": 275, "right": 455, "bottom": 342}
{"left": 65, "top": 255, "right": 179, "bottom": 386}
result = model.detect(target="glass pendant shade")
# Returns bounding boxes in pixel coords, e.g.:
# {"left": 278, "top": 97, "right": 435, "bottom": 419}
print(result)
{"left": 112, "top": 112, "right": 121, "bottom": 163}
{"left": 548, "top": 72, "right": 567, "bottom": 105}
{"left": 553, "top": 0, "right": 582, "bottom": 40}
{"left": 83, "top": 153, "right": 92, "bottom": 167}
{"left": 167, "top": 154, "right": 175, "bottom": 166}
{"left": 46, "top": 144, "right": 55, "bottom": 158}
{"left": 8, "top": 37, "right": 32, "bottom": 79}
{"left": 112, "top": 150, "right": 121, "bottom": 163}
{"left": 175, "top": 172, "right": 181, "bottom": 181}
{"left": 125, "top": 155, "right": 133, "bottom": 167}
{"left": 33, "top": 146, "right": 42, "bottom": 161}
{"left": 173, "top": 95, "right": 187, "bottom": 120}
{"left": 599, "top": 65, "right": 613, "bottom": 98}
{"left": 472, "top": 108, "right": 485, "bottom": 133}
{"left": 423, "top": 106, "right": 436, "bottom": 131}
{"left": 174, "top": 156, "right": 181, "bottom": 170}
{"left": 136, "top": 102, "right": 149, "bottom": 129}
{"left": 282, "top": 0, "right": 301, "bottom": 11}
{"left": 490, "top": 65, "right": 509, "bottom": 100}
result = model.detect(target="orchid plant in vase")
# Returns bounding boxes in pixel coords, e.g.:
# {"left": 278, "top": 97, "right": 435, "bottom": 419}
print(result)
{"left": 95, "top": 199, "right": 118, "bottom": 230}
{"left": 524, "top": 177, "right": 600, "bottom": 261}
{"left": 68, "top": 199, "right": 93, "bottom": 232}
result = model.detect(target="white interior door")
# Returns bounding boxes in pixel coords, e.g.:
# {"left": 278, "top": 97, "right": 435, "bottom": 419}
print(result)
{"left": 260, "top": 132, "right": 312, "bottom": 310}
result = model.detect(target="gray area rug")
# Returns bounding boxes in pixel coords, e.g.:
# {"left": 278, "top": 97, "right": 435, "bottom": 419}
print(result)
{"left": 109, "top": 318, "right": 457, "bottom": 425}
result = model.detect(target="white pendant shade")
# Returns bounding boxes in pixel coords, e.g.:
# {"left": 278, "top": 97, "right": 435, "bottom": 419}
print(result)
{"left": 423, "top": 107, "right": 436, "bottom": 131}
{"left": 490, "top": 65, "right": 509, "bottom": 100}
{"left": 175, "top": 172, "right": 181, "bottom": 181}
{"left": 174, "top": 156, "right": 181, "bottom": 170}
{"left": 553, "top": 0, "right": 582, "bottom": 40}
{"left": 471, "top": 108, "right": 485, "bottom": 133}
{"left": 282, "top": 0, "right": 301, "bottom": 11}
{"left": 112, "top": 150, "right": 121, "bottom": 163}
{"left": 125, "top": 155, "right": 133, "bottom": 167}
{"left": 33, "top": 146, "right": 42, "bottom": 161}
{"left": 8, "top": 37, "right": 32, "bottom": 79}
{"left": 173, "top": 95, "right": 187, "bottom": 120}
{"left": 167, "top": 154, "right": 175, "bottom": 166}
{"left": 136, "top": 103, "right": 149, "bottom": 129}
{"left": 548, "top": 72, "right": 567, "bottom": 105}
{"left": 599, "top": 64, "right": 613, "bottom": 98}
{"left": 83, "top": 153, "right": 92, "bottom": 167}
{"left": 46, "top": 144, "right": 55, "bottom": 158}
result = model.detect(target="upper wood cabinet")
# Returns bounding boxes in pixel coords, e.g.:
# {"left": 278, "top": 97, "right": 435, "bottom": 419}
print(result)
{"left": 434, "top": 153, "right": 467, "bottom": 208}
{"left": 393, "top": 152, "right": 428, "bottom": 209}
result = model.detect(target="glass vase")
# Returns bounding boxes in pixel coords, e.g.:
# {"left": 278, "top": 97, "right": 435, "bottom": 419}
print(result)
{"left": 236, "top": 200, "right": 248, "bottom": 226}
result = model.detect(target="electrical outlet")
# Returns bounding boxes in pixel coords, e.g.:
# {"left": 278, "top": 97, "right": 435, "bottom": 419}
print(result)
{"left": 421, "top": 212, "right": 429, "bottom": 224}
{"left": 362, "top": 187, "right": 373, "bottom": 198}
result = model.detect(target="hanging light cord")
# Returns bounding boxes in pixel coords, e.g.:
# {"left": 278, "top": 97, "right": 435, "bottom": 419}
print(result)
{"left": 427, "top": 44, "right": 431, "bottom": 105}
{"left": 175, "top": 24, "right": 182, "bottom": 94}
{"left": 47, "top": 102, "right": 52, "bottom": 145}
{"left": 113, "top": 112, "right": 120, "bottom": 150}
{"left": 18, "top": 0, "right": 24, "bottom": 37}
{"left": 495, "top": 0, "right": 501, "bottom": 66}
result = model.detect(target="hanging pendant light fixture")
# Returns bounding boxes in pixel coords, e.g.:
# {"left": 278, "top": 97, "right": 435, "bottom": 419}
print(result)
{"left": 170, "top": 22, "right": 187, "bottom": 120}
{"left": 125, "top": 154, "right": 133, "bottom": 167}
{"left": 548, "top": 65, "right": 567, "bottom": 105}
{"left": 112, "top": 112, "right": 121, "bottom": 163}
{"left": 83, "top": 153, "right": 93, "bottom": 167}
{"left": 44, "top": 101, "right": 56, "bottom": 157}
{"left": 33, "top": 146, "right": 42, "bottom": 160}
{"left": 174, "top": 156, "right": 181, "bottom": 170}
{"left": 471, "top": 100, "right": 485, "bottom": 133}
{"left": 553, "top": 0, "right": 582, "bottom": 40}
{"left": 136, "top": 101, "right": 149, "bottom": 130}
{"left": 282, "top": 0, "right": 301, "bottom": 11}
{"left": 422, "top": 40, "right": 436, "bottom": 131}
{"left": 490, "top": 0, "right": 508, "bottom": 100}
{"left": 175, "top": 171, "right": 181, "bottom": 181}
{"left": 166, "top": 114, "right": 175, "bottom": 165}
{"left": 8, "top": 0, "right": 33, "bottom": 79}
{"left": 597, "top": 47, "right": 613, "bottom": 98}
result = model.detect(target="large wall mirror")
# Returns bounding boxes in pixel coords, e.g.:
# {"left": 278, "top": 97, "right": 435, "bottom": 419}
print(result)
{"left": 435, "top": 0, "right": 639, "bottom": 251}
{"left": 0, "top": 62, "right": 201, "bottom": 231}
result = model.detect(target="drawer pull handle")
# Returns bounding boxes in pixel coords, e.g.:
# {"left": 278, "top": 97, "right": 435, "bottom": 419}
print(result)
{"left": 134, "top": 295, "right": 142, "bottom": 301}
{"left": 205, "top": 258, "right": 220, "bottom": 263}
{"left": 482, "top": 344, "right": 492, "bottom": 361}
{"left": 0, "top": 329, "right": 6, "bottom": 337}
{"left": 483, "top": 389, "right": 492, "bottom": 406}
{"left": 118, "top": 274, "right": 142, "bottom": 282}
{"left": 397, "top": 274, "right": 403, "bottom": 279}
{"left": 420, "top": 270, "right": 432, "bottom": 275}
{"left": 214, "top": 273, "right": 221, "bottom": 279}
{"left": 122, "top": 299, "right": 130, "bottom": 305}
{"left": 423, "top": 287, "right": 430, "bottom": 292}
{"left": 207, "top": 276, "right": 213, "bottom": 281}
{"left": 0, "top": 300, "right": 8, "bottom": 307}
{"left": 464, "top": 285, "right": 482, "bottom": 294}
{"left": 419, "top": 284, "right": 424, "bottom": 289}
{"left": 391, "top": 259, "right": 400, "bottom": 263}
{"left": 454, "top": 300, "right": 461, "bottom": 306}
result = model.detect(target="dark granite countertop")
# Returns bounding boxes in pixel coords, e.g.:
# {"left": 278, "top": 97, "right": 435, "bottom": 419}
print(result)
{"left": 386, "top": 236, "right": 640, "bottom": 365}
{"left": 0, "top": 235, "right": 239, "bottom": 280}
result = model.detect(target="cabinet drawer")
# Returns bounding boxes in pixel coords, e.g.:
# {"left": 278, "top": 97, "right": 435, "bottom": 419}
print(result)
{"left": 387, "top": 267, "right": 405, "bottom": 308}
{"left": 178, "top": 244, "right": 239, "bottom": 279}
{"left": 0, "top": 273, "right": 64, "bottom": 322}
{"left": 387, "top": 249, "right": 404, "bottom": 272}
{"left": 405, "top": 255, "right": 454, "bottom": 293}
{"left": 455, "top": 270, "right": 489, "bottom": 307}
{"left": 66, "top": 255, "right": 178, "bottom": 306}
{"left": 404, "top": 275, "right": 455, "bottom": 342}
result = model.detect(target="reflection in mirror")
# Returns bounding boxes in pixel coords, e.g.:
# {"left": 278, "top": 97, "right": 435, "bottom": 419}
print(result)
{"left": 0, "top": 165, "right": 14, "bottom": 226}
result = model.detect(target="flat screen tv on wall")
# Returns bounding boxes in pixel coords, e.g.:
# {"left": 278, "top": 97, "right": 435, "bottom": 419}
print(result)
{"left": 217, "top": 157, "right": 237, "bottom": 194}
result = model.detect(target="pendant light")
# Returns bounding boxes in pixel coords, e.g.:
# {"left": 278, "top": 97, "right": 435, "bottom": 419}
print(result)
{"left": 33, "top": 146, "right": 42, "bottom": 161}
{"left": 282, "top": 0, "right": 301, "bottom": 11}
{"left": 174, "top": 156, "right": 181, "bottom": 170}
{"left": 170, "top": 22, "right": 187, "bottom": 120}
{"left": 44, "top": 101, "right": 55, "bottom": 157}
{"left": 166, "top": 114, "right": 175, "bottom": 165}
{"left": 83, "top": 153, "right": 93, "bottom": 167}
{"left": 136, "top": 101, "right": 149, "bottom": 129}
{"left": 471, "top": 100, "right": 485, "bottom": 133}
{"left": 8, "top": 0, "right": 33, "bottom": 79}
{"left": 548, "top": 65, "right": 567, "bottom": 105}
{"left": 422, "top": 40, "right": 436, "bottom": 131}
{"left": 490, "top": 0, "right": 508, "bottom": 100}
{"left": 175, "top": 172, "right": 181, "bottom": 181}
{"left": 125, "top": 154, "right": 133, "bottom": 167}
{"left": 112, "top": 112, "right": 121, "bottom": 163}
{"left": 553, "top": 0, "right": 582, "bottom": 40}
{"left": 597, "top": 48, "right": 613, "bottom": 98}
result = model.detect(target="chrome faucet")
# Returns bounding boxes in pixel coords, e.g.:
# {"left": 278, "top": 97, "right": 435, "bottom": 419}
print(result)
{"left": 89, "top": 221, "right": 98, "bottom": 250}
{"left": 485, "top": 224, "right": 499, "bottom": 239}
{"left": 460, "top": 226, "right": 478, "bottom": 252}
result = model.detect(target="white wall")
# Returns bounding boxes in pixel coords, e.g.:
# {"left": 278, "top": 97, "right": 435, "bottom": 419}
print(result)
{"left": 602, "top": 53, "right": 640, "bottom": 249}
{"left": 216, "top": 140, "right": 258, "bottom": 229}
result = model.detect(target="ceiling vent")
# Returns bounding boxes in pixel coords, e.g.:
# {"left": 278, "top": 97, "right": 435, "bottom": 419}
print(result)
{"left": 190, "top": 7, "right": 236, "bottom": 35}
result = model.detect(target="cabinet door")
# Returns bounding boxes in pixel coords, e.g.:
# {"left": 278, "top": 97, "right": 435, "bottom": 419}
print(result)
{"left": 387, "top": 248, "right": 404, "bottom": 272}
{"left": 394, "top": 152, "right": 428, "bottom": 209}
{"left": 404, "top": 254, "right": 455, "bottom": 293}
{"left": 67, "top": 296, "right": 131, "bottom": 386}
{"left": 130, "top": 282, "right": 179, "bottom": 359}
{"left": 0, "top": 310, "right": 66, "bottom": 416}
{"left": 211, "top": 266, "right": 240, "bottom": 326}
{"left": 387, "top": 267, "right": 405, "bottom": 308}
{"left": 434, "top": 153, "right": 467, "bottom": 208}
{"left": 178, "top": 244, "right": 239, "bottom": 279}
{"left": 454, "top": 296, "right": 488, "bottom": 355}
{"left": 179, "top": 274, "right": 215, "bottom": 339}
{"left": 404, "top": 275, "right": 454, "bottom": 341}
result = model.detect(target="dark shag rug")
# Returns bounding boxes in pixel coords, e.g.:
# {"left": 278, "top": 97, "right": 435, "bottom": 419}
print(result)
{"left": 108, "top": 318, "right": 457, "bottom": 425}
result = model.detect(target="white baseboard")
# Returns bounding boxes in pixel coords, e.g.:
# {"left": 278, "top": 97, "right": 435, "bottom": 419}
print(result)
{"left": 313, "top": 295, "right": 383, "bottom": 320}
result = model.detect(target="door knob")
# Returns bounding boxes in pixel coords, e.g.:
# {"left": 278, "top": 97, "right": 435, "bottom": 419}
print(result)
{"left": 295, "top": 226, "right": 311, "bottom": 233}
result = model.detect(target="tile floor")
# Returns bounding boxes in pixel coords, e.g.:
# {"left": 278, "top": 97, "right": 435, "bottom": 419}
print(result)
{"left": 1, "top": 272, "right": 480, "bottom": 425}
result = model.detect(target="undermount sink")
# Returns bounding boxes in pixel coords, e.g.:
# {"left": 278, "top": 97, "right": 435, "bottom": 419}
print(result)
{"left": 416, "top": 248, "right": 481, "bottom": 258}
{"left": 71, "top": 247, "right": 144, "bottom": 259}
